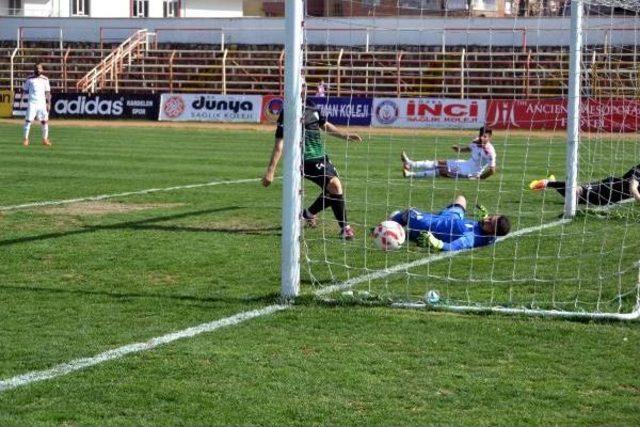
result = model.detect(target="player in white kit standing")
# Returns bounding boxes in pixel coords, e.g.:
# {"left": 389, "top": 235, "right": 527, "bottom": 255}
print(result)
{"left": 22, "top": 63, "right": 52, "bottom": 147}
{"left": 401, "top": 127, "right": 496, "bottom": 180}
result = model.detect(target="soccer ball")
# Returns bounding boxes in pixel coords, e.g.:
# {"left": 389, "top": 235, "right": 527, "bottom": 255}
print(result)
{"left": 425, "top": 290, "right": 440, "bottom": 304}
{"left": 372, "top": 220, "right": 406, "bottom": 251}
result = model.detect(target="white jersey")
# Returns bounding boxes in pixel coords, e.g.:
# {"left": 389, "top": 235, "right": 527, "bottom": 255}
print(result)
{"left": 469, "top": 141, "right": 497, "bottom": 170}
{"left": 446, "top": 141, "right": 497, "bottom": 178}
{"left": 22, "top": 74, "right": 50, "bottom": 105}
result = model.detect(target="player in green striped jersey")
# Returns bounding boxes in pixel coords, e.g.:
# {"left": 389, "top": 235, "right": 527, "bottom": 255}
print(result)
{"left": 262, "top": 99, "right": 362, "bottom": 239}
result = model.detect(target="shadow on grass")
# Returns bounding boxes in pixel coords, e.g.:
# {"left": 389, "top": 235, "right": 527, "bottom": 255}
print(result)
{"left": 127, "top": 224, "right": 282, "bottom": 235}
{"left": 1, "top": 206, "right": 282, "bottom": 247}
{"left": 300, "top": 278, "right": 336, "bottom": 286}
{"left": 0, "top": 283, "right": 282, "bottom": 307}
{"left": 1, "top": 282, "right": 356, "bottom": 309}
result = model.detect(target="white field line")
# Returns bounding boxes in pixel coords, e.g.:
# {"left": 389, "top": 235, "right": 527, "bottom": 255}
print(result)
{"left": 0, "top": 178, "right": 261, "bottom": 212}
{"left": 0, "top": 305, "right": 289, "bottom": 393}
{"left": 0, "top": 215, "right": 582, "bottom": 394}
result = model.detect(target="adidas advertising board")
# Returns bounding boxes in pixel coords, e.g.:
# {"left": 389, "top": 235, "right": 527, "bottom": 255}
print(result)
{"left": 0, "top": 90, "right": 13, "bottom": 117}
{"left": 50, "top": 93, "right": 160, "bottom": 120}
{"left": 12, "top": 91, "right": 28, "bottom": 117}
{"left": 159, "top": 94, "right": 262, "bottom": 122}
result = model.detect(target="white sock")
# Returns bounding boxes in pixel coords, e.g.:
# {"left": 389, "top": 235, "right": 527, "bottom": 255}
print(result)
{"left": 412, "top": 169, "right": 440, "bottom": 178}
{"left": 41, "top": 122, "right": 49, "bottom": 140}
{"left": 413, "top": 160, "right": 436, "bottom": 169}
{"left": 23, "top": 122, "right": 32, "bottom": 139}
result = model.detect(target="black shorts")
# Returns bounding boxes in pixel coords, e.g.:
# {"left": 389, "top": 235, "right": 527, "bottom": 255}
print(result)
{"left": 580, "top": 178, "right": 628, "bottom": 205}
{"left": 303, "top": 156, "right": 339, "bottom": 189}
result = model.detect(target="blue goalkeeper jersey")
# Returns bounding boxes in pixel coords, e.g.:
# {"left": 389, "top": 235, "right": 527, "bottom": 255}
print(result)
{"left": 391, "top": 205, "right": 495, "bottom": 252}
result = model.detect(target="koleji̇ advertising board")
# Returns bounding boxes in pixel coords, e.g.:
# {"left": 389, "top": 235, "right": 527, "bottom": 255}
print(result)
{"left": 309, "top": 96, "right": 372, "bottom": 126}
{"left": 260, "top": 95, "right": 372, "bottom": 126}
{"left": 371, "top": 98, "right": 486, "bottom": 129}
{"left": 159, "top": 94, "right": 262, "bottom": 122}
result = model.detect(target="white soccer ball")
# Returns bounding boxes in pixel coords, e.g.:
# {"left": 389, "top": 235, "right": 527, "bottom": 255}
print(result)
{"left": 372, "top": 220, "right": 406, "bottom": 251}
{"left": 425, "top": 290, "right": 440, "bottom": 304}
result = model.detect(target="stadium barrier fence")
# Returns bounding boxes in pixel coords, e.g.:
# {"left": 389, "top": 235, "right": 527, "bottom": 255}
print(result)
{"left": 2, "top": 45, "right": 638, "bottom": 100}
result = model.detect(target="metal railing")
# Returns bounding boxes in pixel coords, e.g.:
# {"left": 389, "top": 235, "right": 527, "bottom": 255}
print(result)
{"left": 2, "top": 44, "right": 638, "bottom": 99}
{"left": 76, "top": 29, "right": 155, "bottom": 93}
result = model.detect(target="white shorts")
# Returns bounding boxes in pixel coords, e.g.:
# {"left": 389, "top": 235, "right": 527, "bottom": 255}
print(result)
{"left": 446, "top": 159, "right": 482, "bottom": 178}
{"left": 26, "top": 103, "right": 49, "bottom": 122}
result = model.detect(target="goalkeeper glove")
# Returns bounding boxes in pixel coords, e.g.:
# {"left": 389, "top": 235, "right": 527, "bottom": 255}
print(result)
{"left": 417, "top": 231, "right": 444, "bottom": 251}
{"left": 474, "top": 204, "right": 489, "bottom": 220}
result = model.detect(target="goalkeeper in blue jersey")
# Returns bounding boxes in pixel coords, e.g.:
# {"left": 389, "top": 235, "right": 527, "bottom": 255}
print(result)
{"left": 389, "top": 195, "right": 511, "bottom": 252}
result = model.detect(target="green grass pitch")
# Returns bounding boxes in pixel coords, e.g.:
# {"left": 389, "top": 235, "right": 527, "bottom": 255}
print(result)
{"left": 0, "top": 120, "right": 639, "bottom": 425}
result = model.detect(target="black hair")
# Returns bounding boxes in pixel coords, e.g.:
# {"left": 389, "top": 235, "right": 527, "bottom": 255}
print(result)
{"left": 495, "top": 215, "right": 511, "bottom": 236}
{"left": 479, "top": 126, "right": 493, "bottom": 137}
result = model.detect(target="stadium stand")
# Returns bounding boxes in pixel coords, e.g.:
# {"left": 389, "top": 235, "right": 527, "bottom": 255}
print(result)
{"left": 1, "top": 40, "right": 638, "bottom": 98}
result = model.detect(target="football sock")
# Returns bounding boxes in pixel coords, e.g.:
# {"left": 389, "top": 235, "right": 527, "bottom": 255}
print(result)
{"left": 308, "top": 193, "right": 329, "bottom": 216}
{"left": 411, "top": 169, "right": 439, "bottom": 178}
{"left": 328, "top": 193, "right": 348, "bottom": 230}
{"left": 547, "top": 181, "right": 567, "bottom": 196}
{"left": 412, "top": 160, "right": 436, "bottom": 169}
{"left": 23, "top": 121, "right": 31, "bottom": 139}
{"left": 41, "top": 122, "right": 49, "bottom": 140}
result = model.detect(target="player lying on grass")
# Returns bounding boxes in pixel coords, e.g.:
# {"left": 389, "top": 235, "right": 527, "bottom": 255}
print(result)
{"left": 21, "top": 63, "right": 52, "bottom": 147}
{"left": 401, "top": 126, "right": 496, "bottom": 180}
{"left": 388, "top": 195, "right": 510, "bottom": 252}
{"left": 262, "top": 98, "right": 362, "bottom": 240}
{"left": 529, "top": 163, "right": 640, "bottom": 205}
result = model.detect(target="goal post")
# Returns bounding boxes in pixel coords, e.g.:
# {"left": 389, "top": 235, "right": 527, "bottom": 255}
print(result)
{"left": 281, "top": 0, "right": 304, "bottom": 299}
{"left": 282, "top": 0, "right": 640, "bottom": 320}
{"left": 565, "top": 0, "right": 584, "bottom": 218}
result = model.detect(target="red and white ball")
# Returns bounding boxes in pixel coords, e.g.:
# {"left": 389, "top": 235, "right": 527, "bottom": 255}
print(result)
{"left": 372, "top": 220, "right": 406, "bottom": 251}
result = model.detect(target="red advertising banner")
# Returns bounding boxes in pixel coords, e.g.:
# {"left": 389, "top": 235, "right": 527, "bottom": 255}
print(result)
{"left": 486, "top": 99, "right": 640, "bottom": 132}
{"left": 581, "top": 99, "right": 640, "bottom": 132}
{"left": 485, "top": 99, "right": 567, "bottom": 130}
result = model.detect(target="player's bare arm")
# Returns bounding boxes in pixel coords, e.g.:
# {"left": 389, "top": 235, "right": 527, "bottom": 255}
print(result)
{"left": 451, "top": 144, "right": 471, "bottom": 153}
{"left": 323, "top": 122, "right": 362, "bottom": 142}
{"left": 45, "top": 90, "right": 51, "bottom": 112}
{"left": 630, "top": 178, "right": 640, "bottom": 202}
{"left": 478, "top": 166, "right": 496, "bottom": 180}
{"left": 452, "top": 194, "right": 467, "bottom": 210}
{"left": 262, "top": 137, "right": 284, "bottom": 187}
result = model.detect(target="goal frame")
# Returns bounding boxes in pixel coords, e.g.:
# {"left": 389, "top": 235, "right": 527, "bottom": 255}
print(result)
{"left": 280, "top": 0, "right": 640, "bottom": 321}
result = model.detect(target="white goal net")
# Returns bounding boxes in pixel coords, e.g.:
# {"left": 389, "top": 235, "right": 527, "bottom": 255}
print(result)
{"left": 284, "top": 0, "right": 640, "bottom": 320}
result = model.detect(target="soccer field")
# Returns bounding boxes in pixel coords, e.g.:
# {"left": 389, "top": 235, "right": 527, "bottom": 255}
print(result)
{"left": 0, "top": 120, "right": 639, "bottom": 425}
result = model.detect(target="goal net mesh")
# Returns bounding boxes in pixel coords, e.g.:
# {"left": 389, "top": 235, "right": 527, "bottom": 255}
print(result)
{"left": 297, "top": 1, "right": 640, "bottom": 318}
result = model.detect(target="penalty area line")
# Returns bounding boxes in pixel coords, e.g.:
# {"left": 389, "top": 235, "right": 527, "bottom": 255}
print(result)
{"left": 0, "top": 305, "right": 289, "bottom": 393}
{"left": 0, "top": 177, "right": 262, "bottom": 212}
